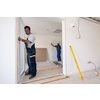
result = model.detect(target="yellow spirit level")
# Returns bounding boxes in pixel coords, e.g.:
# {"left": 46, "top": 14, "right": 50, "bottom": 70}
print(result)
{"left": 69, "top": 46, "right": 83, "bottom": 80}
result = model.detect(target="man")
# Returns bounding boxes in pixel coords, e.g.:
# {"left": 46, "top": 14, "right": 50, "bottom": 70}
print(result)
{"left": 18, "top": 26, "right": 37, "bottom": 79}
{"left": 51, "top": 42, "right": 61, "bottom": 61}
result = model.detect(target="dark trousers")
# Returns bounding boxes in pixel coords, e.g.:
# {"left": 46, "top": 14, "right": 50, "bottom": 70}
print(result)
{"left": 57, "top": 50, "right": 61, "bottom": 61}
{"left": 25, "top": 43, "right": 37, "bottom": 76}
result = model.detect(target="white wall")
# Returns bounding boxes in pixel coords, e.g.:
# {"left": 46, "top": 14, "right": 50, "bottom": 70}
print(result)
{"left": 62, "top": 20, "right": 67, "bottom": 75}
{"left": 65, "top": 17, "right": 100, "bottom": 75}
{"left": 0, "top": 17, "right": 16, "bottom": 84}
{"left": 35, "top": 34, "right": 62, "bottom": 61}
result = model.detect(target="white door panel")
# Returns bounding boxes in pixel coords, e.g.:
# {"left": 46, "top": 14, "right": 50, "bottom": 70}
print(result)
{"left": 17, "top": 17, "right": 25, "bottom": 82}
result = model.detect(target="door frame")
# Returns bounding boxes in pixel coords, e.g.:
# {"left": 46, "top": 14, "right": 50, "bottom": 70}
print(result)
{"left": 61, "top": 19, "right": 67, "bottom": 76}
{"left": 15, "top": 17, "right": 25, "bottom": 84}
{"left": 15, "top": 17, "right": 67, "bottom": 84}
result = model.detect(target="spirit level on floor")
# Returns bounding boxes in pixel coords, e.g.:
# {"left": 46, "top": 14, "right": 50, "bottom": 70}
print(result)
{"left": 69, "top": 46, "right": 83, "bottom": 80}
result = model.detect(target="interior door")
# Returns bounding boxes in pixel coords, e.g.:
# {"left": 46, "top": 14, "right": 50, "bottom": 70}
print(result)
{"left": 20, "top": 21, "right": 25, "bottom": 74}
{"left": 17, "top": 17, "right": 25, "bottom": 82}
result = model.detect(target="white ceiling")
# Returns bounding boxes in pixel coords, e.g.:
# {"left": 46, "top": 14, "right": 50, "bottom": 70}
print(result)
{"left": 22, "top": 17, "right": 63, "bottom": 37}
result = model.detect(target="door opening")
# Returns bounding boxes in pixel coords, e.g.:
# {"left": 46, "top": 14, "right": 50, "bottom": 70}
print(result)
{"left": 16, "top": 17, "right": 66, "bottom": 84}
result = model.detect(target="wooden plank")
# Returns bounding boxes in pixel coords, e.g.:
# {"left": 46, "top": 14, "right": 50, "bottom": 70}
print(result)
{"left": 21, "top": 73, "right": 63, "bottom": 84}
{"left": 96, "top": 74, "right": 100, "bottom": 76}
{"left": 38, "top": 77, "right": 67, "bottom": 84}
{"left": 37, "top": 67, "right": 61, "bottom": 72}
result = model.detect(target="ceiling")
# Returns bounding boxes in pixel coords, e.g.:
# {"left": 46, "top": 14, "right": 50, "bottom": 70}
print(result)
{"left": 22, "top": 17, "right": 63, "bottom": 37}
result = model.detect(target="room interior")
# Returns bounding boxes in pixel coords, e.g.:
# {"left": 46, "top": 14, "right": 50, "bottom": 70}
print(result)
{"left": 17, "top": 17, "right": 100, "bottom": 84}
{"left": 1, "top": 17, "right": 100, "bottom": 84}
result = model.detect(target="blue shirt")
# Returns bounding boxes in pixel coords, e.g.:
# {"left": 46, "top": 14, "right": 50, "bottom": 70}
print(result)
{"left": 55, "top": 44, "right": 61, "bottom": 51}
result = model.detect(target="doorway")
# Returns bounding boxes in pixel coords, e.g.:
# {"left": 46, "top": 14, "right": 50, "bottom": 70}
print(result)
{"left": 17, "top": 17, "right": 66, "bottom": 84}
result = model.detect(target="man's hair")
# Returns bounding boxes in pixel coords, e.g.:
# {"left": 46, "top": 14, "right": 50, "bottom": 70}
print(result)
{"left": 24, "top": 26, "right": 31, "bottom": 30}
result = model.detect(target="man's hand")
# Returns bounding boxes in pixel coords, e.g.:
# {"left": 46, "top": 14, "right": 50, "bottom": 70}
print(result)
{"left": 51, "top": 43, "right": 55, "bottom": 47}
{"left": 18, "top": 37, "right": 31, "bottom": 44}
{"left": 18, "top": 37, "right": 22, "bottom": 41}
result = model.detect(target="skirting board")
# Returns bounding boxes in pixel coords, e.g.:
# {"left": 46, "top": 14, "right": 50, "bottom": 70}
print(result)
{"left": 38, "top": 77, "right": 67, "bottom": 84}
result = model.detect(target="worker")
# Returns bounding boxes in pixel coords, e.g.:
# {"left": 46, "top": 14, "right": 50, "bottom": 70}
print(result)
{"left": 18, "top": 26, "right": 37, "bottom": 79}
{"left": 51, "top": 42, "right": 61, "bottom": 61}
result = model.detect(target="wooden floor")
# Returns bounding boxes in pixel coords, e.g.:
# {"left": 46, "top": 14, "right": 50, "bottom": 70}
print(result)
{"left": 20, "top": 62, "right": 100, "bottom": 84}
{"left": 45, "top": 68, "right": 100, "bottom": 84}
{"left": 20, "top": 62, "right": 63, "bottom": 84}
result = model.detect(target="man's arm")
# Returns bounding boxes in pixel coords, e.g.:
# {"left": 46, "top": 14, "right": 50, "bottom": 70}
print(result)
{"left": 51, "top": 43, "right": 55, "bottom": 47}
{"left": 18, "top": 37, "right": 31, "bottom": 44}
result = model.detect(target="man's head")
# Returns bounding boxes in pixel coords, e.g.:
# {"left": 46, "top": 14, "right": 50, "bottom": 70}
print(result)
{"left": 24, "top": 26, "right": 31, "bottom": 35}
{"left": 57, "top": 42, "right": 60, "bottom": 45}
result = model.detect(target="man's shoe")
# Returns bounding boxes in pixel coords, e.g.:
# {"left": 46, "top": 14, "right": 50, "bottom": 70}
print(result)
{"left": 29, "top": 75, "right": 36, "bottom": 79}
{"left": 25, "top": 72, "right": 31, "bottom": 75}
